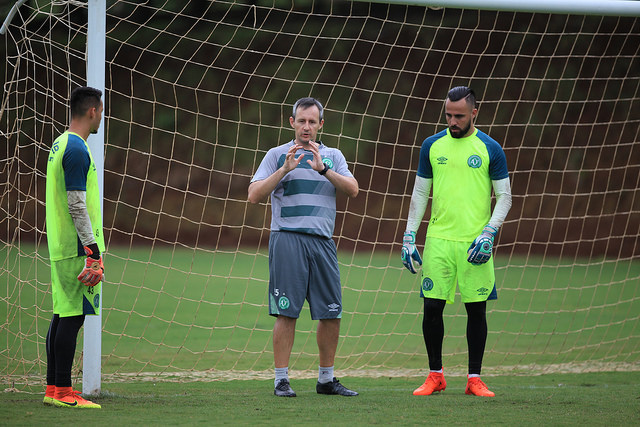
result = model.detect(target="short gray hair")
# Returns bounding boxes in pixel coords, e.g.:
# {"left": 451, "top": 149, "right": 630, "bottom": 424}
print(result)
{"left": 292, "top": 97, "right": 324, "bottom": 121}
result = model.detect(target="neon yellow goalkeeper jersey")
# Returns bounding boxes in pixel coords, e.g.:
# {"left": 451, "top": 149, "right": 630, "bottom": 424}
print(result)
{"left": 417, "top": 128, "right": 509, "bottom": 242}
{"left": 46, "top": 131, "right": 105, "bottom": 261}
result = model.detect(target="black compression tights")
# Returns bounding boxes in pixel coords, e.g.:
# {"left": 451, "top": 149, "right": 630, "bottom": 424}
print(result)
{"left": 422, "top": 298, "right": 446, "bottom": 371}
{"left": 465, "top": 300, "right": 487, "bottom": 375}
{"left": 46, "top": 314, "right": 85, "bottom": 387}
{"left": 422, "top": 298, "right": 487, "bottom": 375}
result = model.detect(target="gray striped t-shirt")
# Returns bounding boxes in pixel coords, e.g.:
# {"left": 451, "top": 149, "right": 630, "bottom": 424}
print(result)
{"left": 250, "top": 140, "right": 353, "bottom": 238}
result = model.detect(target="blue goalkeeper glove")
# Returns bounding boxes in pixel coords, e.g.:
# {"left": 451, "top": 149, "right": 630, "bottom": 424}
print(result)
{"left": 401, "top": 231, "right": 422, "bottom": 274}
{"left": 467, "top": 225, "right": 498, "bottom": 265}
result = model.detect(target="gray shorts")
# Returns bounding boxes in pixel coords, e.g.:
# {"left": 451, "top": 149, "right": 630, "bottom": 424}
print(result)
{"left": 268, "top": 231, "right": 342, "bottom": 320}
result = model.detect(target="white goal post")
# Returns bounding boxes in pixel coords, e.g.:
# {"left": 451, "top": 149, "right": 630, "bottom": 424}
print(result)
{"left": 83, "top": 0, "right": 107, "bottom": 397}
{"left": 1, "top": 0, "right": 639, "bottom": 394}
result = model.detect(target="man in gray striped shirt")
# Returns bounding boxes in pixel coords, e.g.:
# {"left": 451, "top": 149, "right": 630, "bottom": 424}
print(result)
{"left": 248, "top": 97, "right": 359, "bottom": 397}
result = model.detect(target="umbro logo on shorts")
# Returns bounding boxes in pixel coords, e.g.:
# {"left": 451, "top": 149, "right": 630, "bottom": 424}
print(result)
{"left": 328, "top": 303, "right": 340, "bottom": 311}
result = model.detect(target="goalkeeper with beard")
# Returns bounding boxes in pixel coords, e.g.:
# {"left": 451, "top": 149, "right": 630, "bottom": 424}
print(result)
{"left": 402, "top": 86, "right": 512, "bottom": 397}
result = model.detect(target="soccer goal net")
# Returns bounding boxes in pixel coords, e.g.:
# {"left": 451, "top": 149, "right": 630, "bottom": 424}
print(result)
{"left": 1, "top": 0, "right": 639, "bottom": 387}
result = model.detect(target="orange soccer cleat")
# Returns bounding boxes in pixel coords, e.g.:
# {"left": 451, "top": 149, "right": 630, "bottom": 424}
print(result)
{"left": 52, "top": 387, "right": 101, "bottom": 408}
{"left": 43, "top": 385, "right": 56, "bottom": 406}
{"left": 465, "top": 376, "right": 495, "bottom": 397}
{"left": 413, "top": 371, "right": 447, "bottom": 396}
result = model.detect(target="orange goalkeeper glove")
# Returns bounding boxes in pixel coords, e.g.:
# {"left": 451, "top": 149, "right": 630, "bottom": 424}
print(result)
{"left": 77, "top": 244, "right": 104, "bottom": 286}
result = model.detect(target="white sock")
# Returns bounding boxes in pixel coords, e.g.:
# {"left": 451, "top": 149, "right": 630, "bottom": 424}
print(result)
{"left": 318, "top": 366, "right": 334, "bottom": 384}
{"left": 275, "top": 367, "right": 289, "bottom": 387}
{"left": 468, "top": 373, "right": 480, "bottom": 378}
{"left": 431, "top": 369, "right": 443, "bottom": 373}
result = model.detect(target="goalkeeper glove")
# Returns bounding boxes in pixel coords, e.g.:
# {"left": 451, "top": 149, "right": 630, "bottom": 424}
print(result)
{"left": 401, "top": 231, "right": 422, "bottom": 274}
{"left": 467, "top": 225, "right": 498, "bottom": 265}
{"left": 77, "top": 244, "right": 104, "bottom": 287}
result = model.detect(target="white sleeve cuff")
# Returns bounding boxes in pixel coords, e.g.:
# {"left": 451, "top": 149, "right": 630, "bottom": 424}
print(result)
{"left": 67, "top": 190, "right": 97, "bottom": 246}
{"left": 488, "top": 177, "right": 512, "bottom": 230}
{"left": 406, "top": 176, "right": 432, "bottom": 233}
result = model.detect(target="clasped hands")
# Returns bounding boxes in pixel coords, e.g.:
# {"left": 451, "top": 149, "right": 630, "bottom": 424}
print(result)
{"left": 283, "top": 141, "right": 324, "bottom": 173}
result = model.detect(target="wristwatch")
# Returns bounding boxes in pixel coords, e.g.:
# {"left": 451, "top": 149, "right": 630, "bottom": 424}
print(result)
{"left": 319, "top": 163, "right": 329, "bottom": 175}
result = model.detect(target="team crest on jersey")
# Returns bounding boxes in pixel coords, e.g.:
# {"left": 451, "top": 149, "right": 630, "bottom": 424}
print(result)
{"left": 467, "top": 155, "right": 482, "bottom": 168}
{"left": 322, "top": 157, "right": 334, "bottom": 169}
{"left": 437, "top": 156, "right": 447, "bottom": 165}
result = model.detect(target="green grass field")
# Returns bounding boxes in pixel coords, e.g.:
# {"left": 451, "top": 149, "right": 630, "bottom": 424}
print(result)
{"left": 1, "top": 372, "right": 639, "bottom": 425}
{"left": 2, "top": 245, "right": 638, "bottom": 377}
{"left": 1, "top": 244, "right": 639, "bottom": 425}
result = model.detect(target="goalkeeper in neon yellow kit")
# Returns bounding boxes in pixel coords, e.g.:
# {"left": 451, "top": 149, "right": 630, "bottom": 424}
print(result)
{"left": 402, "top": 87, "right": 512, "bottom": 397}
{"left": 43, "top": 87, "right": 105, "bottom": 409}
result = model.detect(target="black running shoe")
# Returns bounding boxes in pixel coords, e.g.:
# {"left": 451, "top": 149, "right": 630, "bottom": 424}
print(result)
{"left": 274, "top": 379, "right": 296, "bottom": 397}
{"left": 316, "top": 377, "right": 358, "bottom": 396}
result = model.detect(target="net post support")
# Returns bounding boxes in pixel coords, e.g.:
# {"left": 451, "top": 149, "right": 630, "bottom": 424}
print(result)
{"left": 83, "top": 0, "right": 106, "bottom": 397}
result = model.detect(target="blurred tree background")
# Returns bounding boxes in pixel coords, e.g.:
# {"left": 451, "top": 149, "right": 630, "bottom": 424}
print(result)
{"left": 2, "top": 0, "right": 639, "bottom": 258}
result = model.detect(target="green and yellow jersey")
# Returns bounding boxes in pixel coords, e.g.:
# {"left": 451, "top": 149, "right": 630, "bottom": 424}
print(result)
{"left": 46, "top": 131, "right": 104, "bottom": 261}
{"left": 417, "top": 128, "right": 509, "bottom": 243}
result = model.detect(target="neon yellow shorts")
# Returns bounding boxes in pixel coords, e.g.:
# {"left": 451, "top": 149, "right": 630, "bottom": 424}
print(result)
{"left": 420, "top": 236, "right": 497, "bottom": 304}
{"left": 51, "top": 257, "right": 101, "bottom": 317}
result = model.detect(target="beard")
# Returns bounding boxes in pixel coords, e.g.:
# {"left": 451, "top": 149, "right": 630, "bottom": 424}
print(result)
{"left": 449, "top": 122, "right": 471, "bottom": 139}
